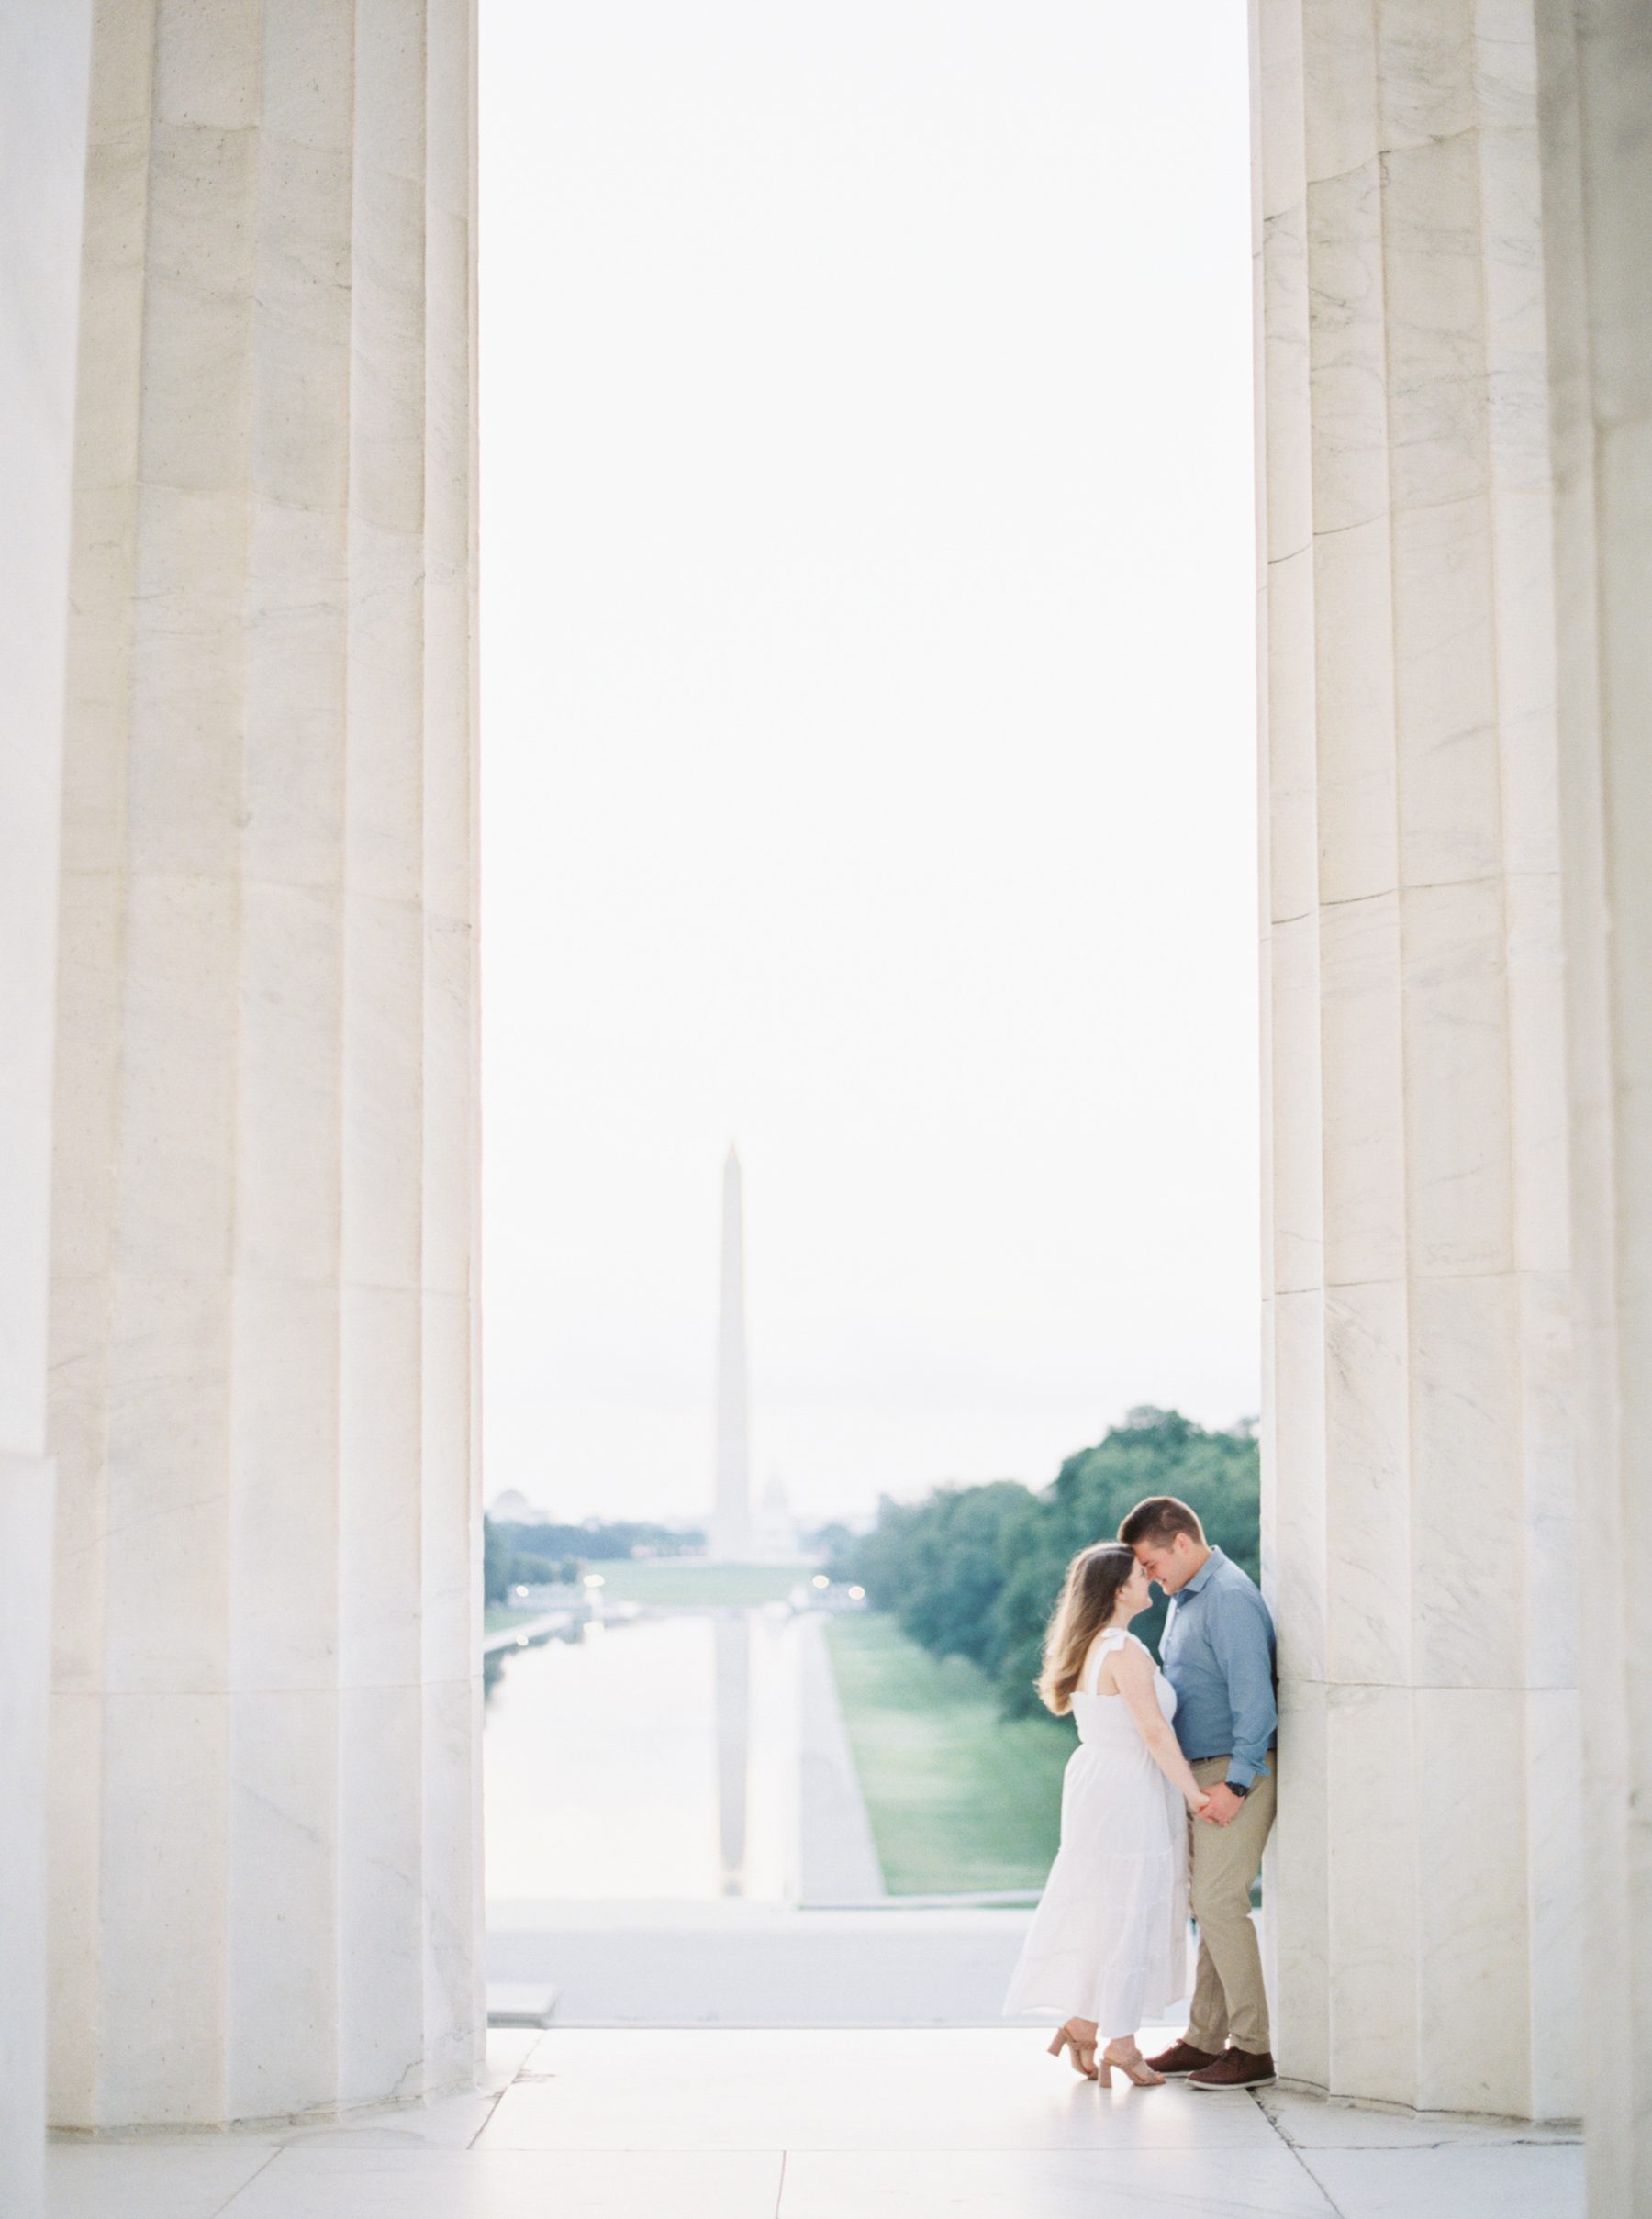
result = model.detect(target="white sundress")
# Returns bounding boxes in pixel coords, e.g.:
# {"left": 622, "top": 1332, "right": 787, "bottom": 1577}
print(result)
{"left": 1002, "top": 1627, "right": 1189, "bottom": 2035}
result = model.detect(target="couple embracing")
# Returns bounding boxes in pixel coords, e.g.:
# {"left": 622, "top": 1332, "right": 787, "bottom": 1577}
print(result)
{"left": 1003, "top": 1495, "right": 1278, "bottom": 2091}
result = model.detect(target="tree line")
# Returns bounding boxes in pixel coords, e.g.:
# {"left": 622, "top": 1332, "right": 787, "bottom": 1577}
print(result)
{"left": 830, "top": 1407, "right": 1260, "bottom": 1718}
{"left": 483, "top": 1516, "right": 705, "bottom": 1606}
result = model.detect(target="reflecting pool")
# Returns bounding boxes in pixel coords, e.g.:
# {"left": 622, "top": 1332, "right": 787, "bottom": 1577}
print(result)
{"left": 484, "top": 1610, "right": 800, "bottom": 1902}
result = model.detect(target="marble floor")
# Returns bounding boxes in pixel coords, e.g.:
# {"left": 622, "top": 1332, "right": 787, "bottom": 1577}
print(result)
{"left": 47, "top": 2028, "right": 1583, "bottom": 2218}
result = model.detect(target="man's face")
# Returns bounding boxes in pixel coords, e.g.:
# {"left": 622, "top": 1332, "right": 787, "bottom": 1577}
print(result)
{"left": 1133, "top": 1532, "right": 1195, "bottom": 1594}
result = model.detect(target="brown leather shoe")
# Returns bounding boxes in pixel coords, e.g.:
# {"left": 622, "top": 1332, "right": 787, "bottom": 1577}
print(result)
{"left": 1189, "top": 2046, "right": 1277, "bottom": 2091}
{"left": 1144, "top": 2037, "right": 1222, "bottom": 2076}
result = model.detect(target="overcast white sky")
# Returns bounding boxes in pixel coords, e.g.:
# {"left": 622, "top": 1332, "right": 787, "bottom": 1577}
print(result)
{"left": 479, "top": 0, "right": 1257, "bottom": 1529}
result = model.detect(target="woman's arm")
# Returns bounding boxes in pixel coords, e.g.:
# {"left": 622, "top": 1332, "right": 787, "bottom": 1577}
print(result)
{"left": 1114, "top": 1643, "right": 1209, "bottom": 1814}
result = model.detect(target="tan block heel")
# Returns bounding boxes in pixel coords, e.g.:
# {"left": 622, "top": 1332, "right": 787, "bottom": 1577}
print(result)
{"left": 1046, "top": 2022, "right": 1099, "bottom": 2079}
{"left": 1100, "top": 2042, "right": 1166, "bottom": 2087}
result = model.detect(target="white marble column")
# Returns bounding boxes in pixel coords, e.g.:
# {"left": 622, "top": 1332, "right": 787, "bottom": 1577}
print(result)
{"left": 49, "top": 0, "right": 481, "bottom": 2130}
{"left": 1535, "top": 4, "right": 1652, "bottom": 2204}
{"left": 0, "top": 8, "right": 95, "bottom": 2213}
{"left": 1255, "top": 0, "right": 1581, "bottom": 2119}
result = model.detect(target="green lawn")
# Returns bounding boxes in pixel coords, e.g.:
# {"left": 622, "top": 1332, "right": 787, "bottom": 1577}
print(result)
{"left": 484, "top": 1603, "right": 541, "bottom": 1634}
{"left": 586, "top": 1560, "right": 815, "bottom": 1608}
{"left": 825, "top": 1612, "right": 1072, "bottom": 1896}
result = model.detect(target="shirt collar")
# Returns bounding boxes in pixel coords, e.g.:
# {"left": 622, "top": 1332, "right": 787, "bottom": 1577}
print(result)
{"left": 1182, "top": 1545, "right": 1224, "bottom": 1596}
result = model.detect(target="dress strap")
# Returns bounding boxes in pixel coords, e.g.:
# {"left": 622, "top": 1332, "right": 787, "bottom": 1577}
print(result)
{"left": 1083, "top": 1626, "right": 1129, "bottom": 1694}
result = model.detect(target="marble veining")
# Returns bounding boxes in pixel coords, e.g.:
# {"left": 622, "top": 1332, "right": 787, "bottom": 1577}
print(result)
{"left": 1257, "top": 0, "right": 1582, "bottom": 2125}
{"left": 44, "top": 0, "right": 482, "bottom": 2136}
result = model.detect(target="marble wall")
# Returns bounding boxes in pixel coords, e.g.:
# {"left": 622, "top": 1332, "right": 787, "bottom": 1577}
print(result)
{"left": 1254, "top": 0, "right": 1583, "bottom": 2123}
{"left": 1258, "top": 0, "right": 1652, "bottom": 2168}
{"left": 46, "top": 0, "right": 483, "bottom": 2129}
{"left": 0, "top": 7, "right": 94, "bottom": 2214}
{"left": 1535, "top": 3, "right": 1652, "bottom": 2204}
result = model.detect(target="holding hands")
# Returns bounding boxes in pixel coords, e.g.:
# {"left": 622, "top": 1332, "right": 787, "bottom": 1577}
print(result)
{"left": 1197, "top": 1783, "right": 1246, "bottom": 1828}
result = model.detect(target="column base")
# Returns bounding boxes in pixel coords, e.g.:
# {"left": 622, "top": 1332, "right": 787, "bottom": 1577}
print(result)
{"left": 0, "top": 1454, "right": 55, "bottom": 2219}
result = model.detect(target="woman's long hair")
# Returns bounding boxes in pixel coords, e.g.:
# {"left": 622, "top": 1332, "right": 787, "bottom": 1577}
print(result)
{"left": 1035, "top": 1543, "right": 1138, "bottom": 1715}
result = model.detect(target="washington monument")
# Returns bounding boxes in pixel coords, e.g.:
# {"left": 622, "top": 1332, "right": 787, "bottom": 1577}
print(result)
{"left": 711, "top": 1145, "right": 753, "bottom": 1560}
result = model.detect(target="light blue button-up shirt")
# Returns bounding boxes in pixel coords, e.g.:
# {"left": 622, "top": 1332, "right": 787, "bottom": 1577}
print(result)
{"left": 1160, "top": 1546, "right": 1278, "bottom": 1790}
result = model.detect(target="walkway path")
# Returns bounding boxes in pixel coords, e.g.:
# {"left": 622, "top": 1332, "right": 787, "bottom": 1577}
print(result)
{"left": 795, "top": 1612, "right": 886, "bottom": 1902}
{"left": 480, "top": 1610, "right": 575, "bottom": 1656}
{"left": 48, "top": 2028, "right": 1581, "bottom": 2217}
{"left": 486, "top": 1900, "right": 1032, "bottom": 2023}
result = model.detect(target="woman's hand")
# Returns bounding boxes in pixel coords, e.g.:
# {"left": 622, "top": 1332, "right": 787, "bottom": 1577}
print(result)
{"left": 1186, "top": 1789, "right": 1211, "bottom": 1818}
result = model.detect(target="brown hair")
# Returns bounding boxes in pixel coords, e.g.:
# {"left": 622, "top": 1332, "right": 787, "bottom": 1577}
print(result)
{"left": 1117, "top": 1495, "right": 1206, "bottom": 1549}
{"left": 1035, "top": 1543, "right": 1138, "bottom": 1715}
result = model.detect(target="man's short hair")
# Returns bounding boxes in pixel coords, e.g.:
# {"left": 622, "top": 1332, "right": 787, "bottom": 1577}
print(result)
{"left": 1118, "top": 1495, "right": 1206, "bottom": 1549}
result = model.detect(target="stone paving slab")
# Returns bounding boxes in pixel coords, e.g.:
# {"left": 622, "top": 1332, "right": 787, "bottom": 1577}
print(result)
{"left": 1259, "top": 2085, "right": 1582, "bottom": 2149}
{"left": 45, "top": 2028, "right": 1584, "bottom": 2219}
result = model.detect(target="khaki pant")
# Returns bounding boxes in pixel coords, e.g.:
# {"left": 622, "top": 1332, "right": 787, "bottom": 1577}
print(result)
{"left": 1186, "top": 1753, "right": 1276, "bottom": 2055}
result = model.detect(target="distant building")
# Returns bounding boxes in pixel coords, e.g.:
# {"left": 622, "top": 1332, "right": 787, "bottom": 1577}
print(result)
{"left": 752, "top": 1470, "right": 800, "bottom": 1562}
{"left": 488, "top": 1488, "right": 550, "bottom": 1525}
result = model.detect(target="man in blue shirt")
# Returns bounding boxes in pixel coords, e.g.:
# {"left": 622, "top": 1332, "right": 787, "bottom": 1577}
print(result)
{"left": 1120, "top": 1494, "right": 1278, "bottom": 2091}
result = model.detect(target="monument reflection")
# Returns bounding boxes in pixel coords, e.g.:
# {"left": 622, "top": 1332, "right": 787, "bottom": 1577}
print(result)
{"left": 484, "top": 1606, "right": 798, "bottom": 1903}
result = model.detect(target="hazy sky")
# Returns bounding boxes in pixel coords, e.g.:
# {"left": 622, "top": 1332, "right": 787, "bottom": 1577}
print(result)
{"left": 479, "top": 0, "right": 1257, "bottom": 1528}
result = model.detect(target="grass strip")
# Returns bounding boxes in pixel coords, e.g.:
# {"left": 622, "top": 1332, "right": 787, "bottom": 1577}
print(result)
{"left": 825, "top": 1612, "right": 1072, "bottom": 1896}
{"left": 586, "top": 1560, "right": 815, "bottom": 1608}
{"left": 484, "top": 1604, "right": 543, "bottom": 1634}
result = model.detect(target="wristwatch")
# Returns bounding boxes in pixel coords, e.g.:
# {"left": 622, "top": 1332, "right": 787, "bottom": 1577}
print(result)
{"left": 1224, "top": 1779, "right": 1251, "bottom": 1799}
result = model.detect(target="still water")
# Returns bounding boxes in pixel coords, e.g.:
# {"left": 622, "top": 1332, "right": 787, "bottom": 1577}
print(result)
{"left": 484, "top": 1610, "right": 800, "bottom": 1901}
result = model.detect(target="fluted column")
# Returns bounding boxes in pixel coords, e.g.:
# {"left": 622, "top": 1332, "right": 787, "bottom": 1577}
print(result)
{"left": 1535, "top": 5, "right": 1652, "bottom": 2205}
{"left": 1255, "top": 0, "right": 1581, "bottom": 2119}
{"left": 0, "top": 9, "right": 95, "bottom": 2207}
{"left": 49, "top": 0, "right": 480, "bottom": 2130}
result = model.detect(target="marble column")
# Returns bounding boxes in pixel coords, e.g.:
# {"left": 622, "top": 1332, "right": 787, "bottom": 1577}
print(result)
{"left": 49, "top": 0, "right": 482, "bottom": 2129}
{"left": 1535, "top": 4, "right": 1652, "bottom": 2204}
{"left": 0, "top": 10, "right": 95, "bottom": 2206}
{"left": 1255, "top": 0, "right": 1581, "bottom": 2119}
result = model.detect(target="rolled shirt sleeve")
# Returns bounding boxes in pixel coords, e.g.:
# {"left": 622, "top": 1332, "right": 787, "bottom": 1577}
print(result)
{"left": 1205, "top": 1583, "right": 1278, "bottom": 1790}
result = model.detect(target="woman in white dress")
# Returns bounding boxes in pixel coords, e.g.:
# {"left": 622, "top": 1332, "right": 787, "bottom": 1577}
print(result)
{"left": 1003, "top": 1542, "right": 1209, "bottom": 2086}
